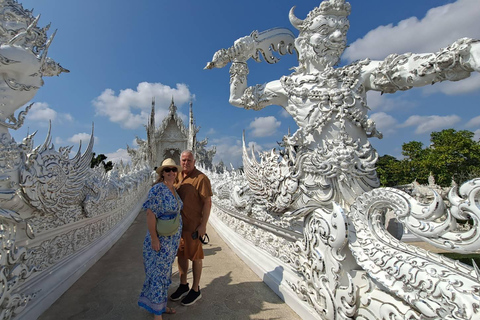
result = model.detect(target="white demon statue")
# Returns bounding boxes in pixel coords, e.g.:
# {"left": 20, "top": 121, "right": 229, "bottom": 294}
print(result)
{"left": 207, "top": 0, "right": 480, "bottom": 319}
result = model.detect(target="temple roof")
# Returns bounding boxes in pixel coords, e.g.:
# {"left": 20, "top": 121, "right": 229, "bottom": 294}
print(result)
{"left": 156, "top": 98, "right": 188, "bottom": 138}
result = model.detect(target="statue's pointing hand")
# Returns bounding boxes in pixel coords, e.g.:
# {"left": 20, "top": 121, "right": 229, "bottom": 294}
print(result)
{"left": 204, "top": 32, "right": 256, "bottom": 70}
{"left": 205, "top": 28, "right": 295, "bottom": 69}
{"left": 232, "top": 34, "right": 256, "bottom": 62}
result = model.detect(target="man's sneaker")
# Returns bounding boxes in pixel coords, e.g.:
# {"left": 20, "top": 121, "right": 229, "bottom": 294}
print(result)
{"left": 181, "top": 287, "right": 202, "bottom": 306}
{"left": 170, "top": 283, "right": 189, "bottom": 301}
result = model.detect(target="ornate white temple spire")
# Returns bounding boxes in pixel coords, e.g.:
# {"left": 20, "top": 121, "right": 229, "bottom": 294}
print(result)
{"left": 188, "top": 101, "right": 196, "bottom": 152}
{"left": 169, "top": 96, "right": 176, "bottom": 114}
{"left": 147, "top": 97, "right": 156, "bottom": 167}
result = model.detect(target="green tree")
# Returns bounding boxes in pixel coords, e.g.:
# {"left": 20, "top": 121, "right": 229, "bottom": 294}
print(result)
{"left": 376, "top": 154, "right": 402, "bottom": 187}
{"left": 426, "top": 129, "right": 480, "bottom": 185}
{"left": 104, "top": 160, "right": 113, "bottom": 171}
{"left": 399, "top": 140, "right": 431, "bottom": 185}
{"left": 91, "top": 153, "right": 113, "bottom": 172}
{"left": 376, "top": 129, "right": 480, "bottom": 187}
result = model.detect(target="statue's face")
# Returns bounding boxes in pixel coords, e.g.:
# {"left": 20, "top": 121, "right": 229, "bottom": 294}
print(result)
{"left": 0, "top": 45, "right": 42, "bottom": 121}
{"left": 300, "top": 15, "right": 349, "bottom": 68}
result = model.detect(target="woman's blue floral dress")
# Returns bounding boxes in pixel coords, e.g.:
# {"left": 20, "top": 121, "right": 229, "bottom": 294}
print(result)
{"left": 138, "top": 182, "right": 183, "bottom": 315}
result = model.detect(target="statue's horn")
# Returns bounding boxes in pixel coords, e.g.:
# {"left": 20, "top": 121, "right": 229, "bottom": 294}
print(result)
{"left": 289, "top": 6, "right": 303, "bottom": 30}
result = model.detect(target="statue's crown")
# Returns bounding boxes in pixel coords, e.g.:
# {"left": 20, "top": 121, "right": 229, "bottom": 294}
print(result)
{"left": 290, "top": 0, "right": 351, "bottom": 31}
{"left": 314, "top": 0, "right": 351, "bottom": 17}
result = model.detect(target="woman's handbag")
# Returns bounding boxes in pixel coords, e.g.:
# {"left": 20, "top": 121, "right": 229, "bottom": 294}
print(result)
{"left": 156, "top": 214, "right": 180, "bottom": 236}
{"left": 156, "top": 191, "right": 181, "bottom": 236}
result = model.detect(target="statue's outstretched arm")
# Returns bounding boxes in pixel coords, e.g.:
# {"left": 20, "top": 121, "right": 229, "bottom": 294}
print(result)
{"left": 206, "top": 29, "right": 294, "bottom": 110}
{"left": 365, "top": 38, "right": 480, "bottom": 93}
{"left": 229, "top": 62, "right": 286, "bottom": 110}
{"left": 227, "top": 36, "right": 287, "bottom": 110}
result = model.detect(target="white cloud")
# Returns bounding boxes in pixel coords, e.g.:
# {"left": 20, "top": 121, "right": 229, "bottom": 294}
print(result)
{"left": 205, "top": 128, "right": 216, "bottom": 135}
{"left": 365, "top": 92, "right": 387, "bottom": 111}
{"left": 366, "top": 91, "right": 417, "bottom": 112}
{"left": 474, "top": 129, "right": 480, "bottom": 141}
{"left": 54, "top": 137, "right": 64, "bottom": 145}
{"left": 68, "top": 132, "right": 97, "bottom": 145}
{"left": 246, "top": 140, "right": 265, "bottom": 155}
{"left": 370, "top": 112, "right": 398, "bottom": 136}
{"left": 105, "top": 148, "right": 131, "bottom": 164}
{"left": 27, "top": 102, "right": 73, "bottom": 125}
{"left": 279, "top": 108, "right": 290, "bottom": 118}
{"left": 248, "top": 116, "right": 281, "bottom": 137}
{"left": 62, "top": 114, "right": 74, "bottom": 122}
{"left": 344, "top": 0, "right": 480, "bottom": 62}
{"left": 92, "top": 82, "right": 193, "bottom": 129}
{"left": 422, "top": 73, "right": 480, "bottom": 95}
{"left": 399, "top": 114, "right": 461, "bottom": 134}
{"left": 211, "top": 136, "right": 243, "bottom": 167}
{"left": 28, "top": 102, "right": 56, "bottom": 121}
{"left": 465, "top": 115, "right": 480, "bottom": 128}
{"left": 210, "top": 135, "right": 271, "bottom": 168}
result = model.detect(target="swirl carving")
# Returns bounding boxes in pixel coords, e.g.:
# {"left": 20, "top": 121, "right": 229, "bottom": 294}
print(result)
{"left": 349, "top": 187, "right": 480, "bottom": 319}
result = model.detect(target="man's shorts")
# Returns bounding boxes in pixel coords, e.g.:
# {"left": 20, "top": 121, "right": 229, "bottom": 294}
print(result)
{"left": 177, "top": 230, "right": 204, "bottom": 260}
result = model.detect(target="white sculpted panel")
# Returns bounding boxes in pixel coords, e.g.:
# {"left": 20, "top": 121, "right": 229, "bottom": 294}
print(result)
{"left": 207, "top": 0, "right": 480, "bottom": 319}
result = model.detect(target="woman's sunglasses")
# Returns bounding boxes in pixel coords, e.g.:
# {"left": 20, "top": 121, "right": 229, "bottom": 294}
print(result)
{"left": 163, "top": 167, "right": 178, "bottom": 173}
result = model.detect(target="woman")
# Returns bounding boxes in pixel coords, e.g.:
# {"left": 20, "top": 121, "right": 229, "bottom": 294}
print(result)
{"left": 138, "top": 158, "right": 183, "bottom": 319}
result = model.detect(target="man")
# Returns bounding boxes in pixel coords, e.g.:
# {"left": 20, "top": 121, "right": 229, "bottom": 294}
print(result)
{"left": 170, "top": 150, "right": 212, "bottom": 306}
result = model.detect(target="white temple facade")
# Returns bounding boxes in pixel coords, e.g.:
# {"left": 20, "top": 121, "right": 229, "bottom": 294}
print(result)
{"left": 146, "top": 98, "right": 197, "bottom": 167}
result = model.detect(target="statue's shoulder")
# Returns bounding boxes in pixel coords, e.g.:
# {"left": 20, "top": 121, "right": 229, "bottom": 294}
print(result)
{"left": 340, "top": 58, "right": 371, "bottom": 74}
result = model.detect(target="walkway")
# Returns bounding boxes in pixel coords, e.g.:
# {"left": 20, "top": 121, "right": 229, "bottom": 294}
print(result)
{"left": 38, "top": 212, "right": 301, "bottom": 320}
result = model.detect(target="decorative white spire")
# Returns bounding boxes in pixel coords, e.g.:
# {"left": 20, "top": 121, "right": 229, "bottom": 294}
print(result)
{"left": 188, "top": 101, "right": 195, "bottom": 151}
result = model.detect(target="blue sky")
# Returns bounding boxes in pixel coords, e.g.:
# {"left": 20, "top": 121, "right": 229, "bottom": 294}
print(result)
{"left": 10, "top": 0, "right": 480, "bottom": 168}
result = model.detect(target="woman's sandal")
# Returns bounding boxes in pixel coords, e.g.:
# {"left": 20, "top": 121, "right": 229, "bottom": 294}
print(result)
{"left": 165, "top": 307, "right": 176, "bottom": 314}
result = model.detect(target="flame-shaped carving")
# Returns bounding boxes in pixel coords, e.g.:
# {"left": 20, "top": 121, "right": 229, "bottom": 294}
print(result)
{"left": 242, "top": 133, "right": 299, "bottom": 213}
{"left": 20, "top": 125, "right": 95, "bottom": 224}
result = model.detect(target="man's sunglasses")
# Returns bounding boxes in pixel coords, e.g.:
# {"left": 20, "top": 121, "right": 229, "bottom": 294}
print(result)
{"left": 163, "top": 167, "right": 178, "bottom": 173}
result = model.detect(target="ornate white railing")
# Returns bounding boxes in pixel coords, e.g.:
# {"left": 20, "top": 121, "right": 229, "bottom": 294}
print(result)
{"left": 11, "top": 187, "right": 149, "bottom": 320}
{"left": 0, "top": 127, "right": 151, "bottom": 320}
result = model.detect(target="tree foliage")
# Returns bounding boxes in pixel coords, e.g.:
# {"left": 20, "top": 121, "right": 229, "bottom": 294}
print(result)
{"left": 91, "top": 153, "right": 113, "bottom": 172}
{"left": 376, "top": 154, "right": 402, "bottom": 187}
{"left": 376, "top": 129, "right": 480, "bottom": 187}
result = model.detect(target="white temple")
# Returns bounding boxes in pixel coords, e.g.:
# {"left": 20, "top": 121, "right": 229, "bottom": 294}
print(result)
{"left": 147, "top": 98, "right": 195, "bottom": 166}
{"left": 128, "top": 97, "right": 216, "bottom": 170}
